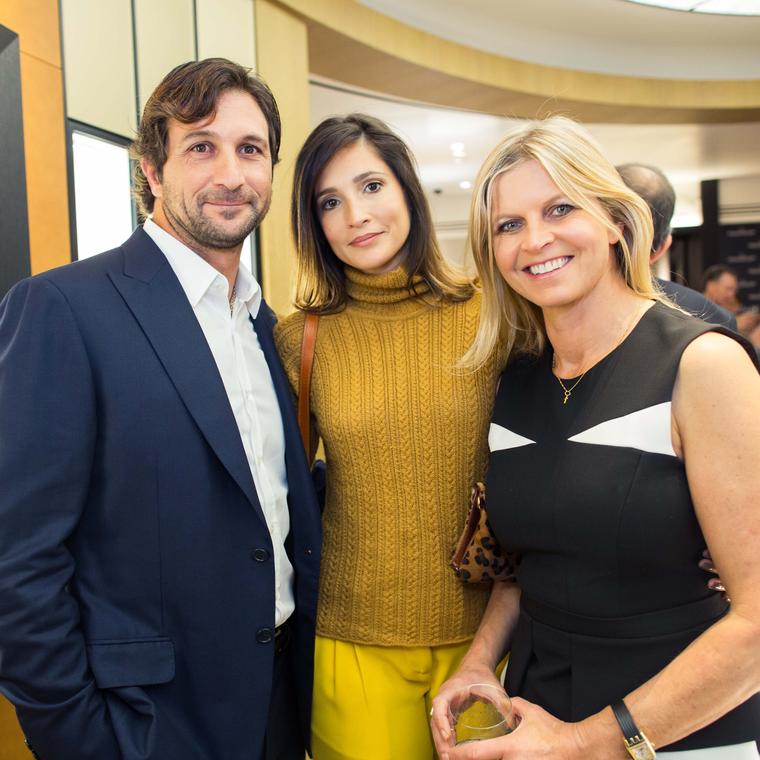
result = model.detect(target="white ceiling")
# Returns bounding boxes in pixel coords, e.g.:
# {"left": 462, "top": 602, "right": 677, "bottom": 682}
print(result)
{"left": 310, "top": 0, "right": 760, "bottom": 235}
{"left": 310, "top": 80, "right": 760, "bottom": 229}
{"left": 357, "top": 0, "right": 760, "bottom": 80}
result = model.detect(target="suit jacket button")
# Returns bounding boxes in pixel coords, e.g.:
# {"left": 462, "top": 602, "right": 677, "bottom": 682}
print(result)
{"left": 304, "top": 548, "right": 312, "bottom": 555}
{"left": 256, "top": 627, "right": 274, "bottom": 644}
{"left": 251, "top": 548, "right": 269, "bottom": 562}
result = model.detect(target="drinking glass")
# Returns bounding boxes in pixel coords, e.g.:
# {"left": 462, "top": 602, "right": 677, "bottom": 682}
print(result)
{"left": 448, "top": 682, "right": 519, "bottom": 745}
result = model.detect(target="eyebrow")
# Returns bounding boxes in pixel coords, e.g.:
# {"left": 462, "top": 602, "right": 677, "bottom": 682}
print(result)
{"left": 315, "top": 170, "right": 387, "bottom": 200}
{"left": 179, "top": 129, "right": 269, "bottom": 149}
{"left": 492, "top": 193, "right": 568, "bottom": 218}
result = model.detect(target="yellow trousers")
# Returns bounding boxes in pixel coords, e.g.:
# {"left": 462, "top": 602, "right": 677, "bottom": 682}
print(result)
{"left": 311, "top": 636, "right": 472, "bottom": 760}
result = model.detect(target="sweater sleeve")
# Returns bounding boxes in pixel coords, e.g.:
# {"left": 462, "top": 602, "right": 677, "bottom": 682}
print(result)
{"left": 272, "top": 310, "right": 307, "bottom": 398}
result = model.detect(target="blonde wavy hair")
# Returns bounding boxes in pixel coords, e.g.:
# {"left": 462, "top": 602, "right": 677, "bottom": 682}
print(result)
{"left": 463, "top": 116, "right": 666, "bottom": 368}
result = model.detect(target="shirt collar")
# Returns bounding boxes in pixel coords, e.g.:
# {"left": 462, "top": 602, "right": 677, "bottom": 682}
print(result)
{"left": 143, "top": 218, "right": 262, "bottom": 317}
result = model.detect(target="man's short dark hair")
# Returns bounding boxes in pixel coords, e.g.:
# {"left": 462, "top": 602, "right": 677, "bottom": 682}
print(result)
{"left": 617, "top": 163, "right": 675, "bottom": 252}
{"left": 701, "top": 264, "right": 737, "bottom": 292}
{"left": 131, "top": 58, "right": 281, "bottom": 217}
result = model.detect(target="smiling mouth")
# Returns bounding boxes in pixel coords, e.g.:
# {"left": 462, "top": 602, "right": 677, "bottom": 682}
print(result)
{"left": 350, "top": 232, "right": 383, "bottom": 246}
{"left": 526, "top": 256, "right": 571, "bottom": 276}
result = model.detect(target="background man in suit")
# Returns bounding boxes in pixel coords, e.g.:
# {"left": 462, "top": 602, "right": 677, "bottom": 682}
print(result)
{"left": 0, "top": 58, "right": 320, "bottom": 760}
{"left": 617, "top": 163, "right": 737, "bottom": 330}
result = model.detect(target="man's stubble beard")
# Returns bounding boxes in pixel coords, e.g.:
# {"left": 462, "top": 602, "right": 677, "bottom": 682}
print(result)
{"left": 163, "top": 189, "right": 271, "bottom": 252}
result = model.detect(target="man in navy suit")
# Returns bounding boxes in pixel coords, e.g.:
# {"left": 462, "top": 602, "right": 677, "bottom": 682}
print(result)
{"left": 617, "top": 163, "right": 737, "bottom": 331}
{"left": 0, "top": 58, "right": 320, "bottom": 760}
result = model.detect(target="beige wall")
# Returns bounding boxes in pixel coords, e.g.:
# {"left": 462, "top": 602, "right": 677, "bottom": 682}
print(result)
{"left": 255, "top": 0, "right": 310, "bottom": 315}
{"left": 61, "top": 0, "right": 257, "bottom": 139}
{"left": 134, "top": 0, "right": 196, "bottom": 114}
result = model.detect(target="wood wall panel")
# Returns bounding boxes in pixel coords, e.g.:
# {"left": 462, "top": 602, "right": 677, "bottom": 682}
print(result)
{"left": 0, "top": 0, "right": 70, "bottom": 277}
{"left": 20, "top": 53, "right": 71, "bottom": 274}
{"left": 0, "top": 0, "right": 60, "bottom": 66}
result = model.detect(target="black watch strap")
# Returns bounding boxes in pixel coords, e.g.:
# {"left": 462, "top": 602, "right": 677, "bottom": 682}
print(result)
{"left": 612, "top": 699, "right": 640, "bottom": 739}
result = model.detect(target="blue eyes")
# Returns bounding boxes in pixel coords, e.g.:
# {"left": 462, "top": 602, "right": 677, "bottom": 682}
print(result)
{"left": 495, "top": 203, "right": 575, "bottom": 234}
{"left": 497, "top": 220, "right": 521, "bottom": 233}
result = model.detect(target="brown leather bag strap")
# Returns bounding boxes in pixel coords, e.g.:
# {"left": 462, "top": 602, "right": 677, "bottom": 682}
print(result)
{"left": 297, "top": 312, "right": 320, "bottom": 457}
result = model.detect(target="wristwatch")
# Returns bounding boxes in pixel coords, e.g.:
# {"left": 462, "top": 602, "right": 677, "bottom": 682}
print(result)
{"left": 611, "top": 700, "right": 656, "bottom": 759}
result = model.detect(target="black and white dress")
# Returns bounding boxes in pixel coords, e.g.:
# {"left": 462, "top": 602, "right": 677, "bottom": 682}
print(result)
{"left": 487, "top": 302, "right": 760, "bottom": 758}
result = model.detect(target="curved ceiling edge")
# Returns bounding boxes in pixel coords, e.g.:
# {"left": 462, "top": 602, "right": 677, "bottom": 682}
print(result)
{"left": 273, "top": 0, "right": 760, "bottom": 124}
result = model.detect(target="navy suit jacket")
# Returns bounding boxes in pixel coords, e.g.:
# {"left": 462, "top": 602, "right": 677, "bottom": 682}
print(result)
{"left": 0, "top": 228, "right": 321, "bottom": 760}
{"left": 657, "top": 278, "right": 737, "bottom": 331}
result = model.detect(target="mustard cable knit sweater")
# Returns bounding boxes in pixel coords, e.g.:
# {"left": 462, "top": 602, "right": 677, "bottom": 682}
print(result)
{"left": 274, "top": 266, "right": 501, "bottom": 646}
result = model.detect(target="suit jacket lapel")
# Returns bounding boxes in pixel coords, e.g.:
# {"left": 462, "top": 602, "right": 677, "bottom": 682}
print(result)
{"left": 109, "top": 228, "right": 265, "bottom": 523}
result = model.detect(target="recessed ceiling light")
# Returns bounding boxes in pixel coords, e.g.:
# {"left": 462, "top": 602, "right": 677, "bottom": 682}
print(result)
{"left": 624, "top": 0, "right": 760, "bottom": 15}
{"left": 459, "top": 180, "right": 472, "bottom": 190}
{"left": 450, "top": 142, "right": 467, "bottom": 158}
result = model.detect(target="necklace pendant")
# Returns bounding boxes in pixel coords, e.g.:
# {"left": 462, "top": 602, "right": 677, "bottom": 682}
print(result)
{"left": 563, "top": 391, "right": 570, "bottom": 405}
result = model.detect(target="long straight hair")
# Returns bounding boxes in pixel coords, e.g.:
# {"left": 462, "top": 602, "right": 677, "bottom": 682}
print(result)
{"left": 292, "top": 113, "right": 473, "bottom": 313}
{"left": 463, "top": 116, "right": 667, "bottom": 368}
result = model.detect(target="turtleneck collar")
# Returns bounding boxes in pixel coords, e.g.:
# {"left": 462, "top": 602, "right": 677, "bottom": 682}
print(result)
{"left": 344, "top": 265, "right": 431, "bottom": 306}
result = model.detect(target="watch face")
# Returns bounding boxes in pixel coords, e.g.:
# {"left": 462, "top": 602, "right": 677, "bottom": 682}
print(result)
{"left": 628, "top": 740, "right": 656, "bottom": 760}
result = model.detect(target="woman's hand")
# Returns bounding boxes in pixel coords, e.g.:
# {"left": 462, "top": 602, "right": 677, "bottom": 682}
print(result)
{"left": 435, "top": 698, "right": 590, "bottom": 760}
{"left": 430, "top": 663, "right": 504, "bottom": 755}
{"left": 699, "top": 549, "right": 730, "bottom": 600}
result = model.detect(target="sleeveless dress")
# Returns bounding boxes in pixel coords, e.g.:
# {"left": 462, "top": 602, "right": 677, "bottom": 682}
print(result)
{"left": 486, "top": 302, "right": 760, "bottom": 755}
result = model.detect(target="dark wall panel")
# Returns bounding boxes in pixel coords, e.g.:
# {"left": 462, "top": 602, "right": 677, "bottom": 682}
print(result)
{"left": 0, "top": 25, "right": 31, "bottom": 298}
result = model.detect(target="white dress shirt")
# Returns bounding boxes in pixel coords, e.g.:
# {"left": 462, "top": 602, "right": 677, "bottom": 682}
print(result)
{"left": 144, "top": 219, "right": 294, "bottom": 626}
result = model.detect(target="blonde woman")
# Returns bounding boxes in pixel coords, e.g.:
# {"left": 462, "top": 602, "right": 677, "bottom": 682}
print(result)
{"left": 431, "top": 116, "right": 760, "bottom": 759}
{"left": 274, "top": 114, "right": 502, "bottom": 759}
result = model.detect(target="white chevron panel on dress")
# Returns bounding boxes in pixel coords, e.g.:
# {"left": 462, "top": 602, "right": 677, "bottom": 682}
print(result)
{"left": 567, "top": 402, "right": 676, "bottom": 457}
{"left": 488, "top": 422, "right": 537, "bottom": 452}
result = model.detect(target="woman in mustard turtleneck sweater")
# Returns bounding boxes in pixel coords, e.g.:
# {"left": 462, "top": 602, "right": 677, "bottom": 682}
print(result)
{"left": 273, "top": 114, "right": 502, "bottom": 759}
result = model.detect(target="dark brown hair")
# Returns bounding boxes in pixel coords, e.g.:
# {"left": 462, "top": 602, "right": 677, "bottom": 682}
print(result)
{"left": 617, "top": 163, "right": 675, "bottom": 252}
{"left": 291, "top": 113, "right": 473, "bottom": 313}
{"left": 701, "top": 264, "right": 738, "bottom": 291}
{"left": 131, "top": 58, "right": 281, "bottom": 216}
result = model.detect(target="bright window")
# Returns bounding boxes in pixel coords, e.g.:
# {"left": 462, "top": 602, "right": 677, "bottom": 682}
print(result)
{"left": 71, "top": 129, "right": 134, "bottom": 260}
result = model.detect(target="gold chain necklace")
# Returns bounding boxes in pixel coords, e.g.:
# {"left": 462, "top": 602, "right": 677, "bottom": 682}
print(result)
{"left": 552, "top": 357, "right": 587, "bottom": 405}
{"left": 551, "top": 307, "right": 644, "bottom": 405}
{"left": 229, "top": 282, "right": 237, "bottom": 317}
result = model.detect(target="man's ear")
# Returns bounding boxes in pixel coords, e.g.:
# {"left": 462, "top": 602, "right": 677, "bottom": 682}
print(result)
{"left": 650, "top": 233, "right": 673, "bottom": 264}
{"left": 141, "top": 159, "right": 162, "bottom": 200}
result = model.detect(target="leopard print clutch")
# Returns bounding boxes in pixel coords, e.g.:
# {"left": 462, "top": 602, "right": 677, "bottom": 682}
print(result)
{"left": 450, "top": 482, "right": 518, "bottom": 583}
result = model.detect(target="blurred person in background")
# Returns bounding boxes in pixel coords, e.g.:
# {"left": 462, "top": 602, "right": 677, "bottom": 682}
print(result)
{"left": 702, "top": 264, "right": 760, "bottom": 343}
{"left": 617, "top": 163, "right": 736, "bottom": 330}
